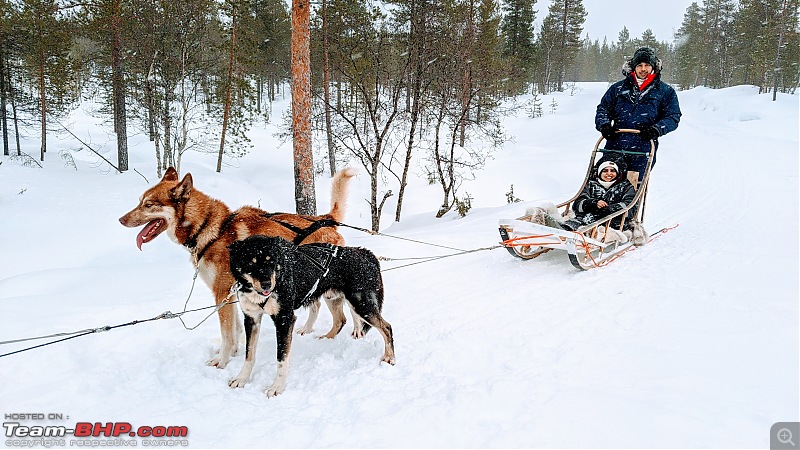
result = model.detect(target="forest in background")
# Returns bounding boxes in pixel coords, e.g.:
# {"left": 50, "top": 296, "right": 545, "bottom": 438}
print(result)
{"left": 1, "top": 0, "right": 797, "bottom": 228}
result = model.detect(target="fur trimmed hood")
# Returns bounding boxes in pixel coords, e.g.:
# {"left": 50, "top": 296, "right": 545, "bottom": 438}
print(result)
{"left": 622, "top": 46, "right": 663, "bottom": 76}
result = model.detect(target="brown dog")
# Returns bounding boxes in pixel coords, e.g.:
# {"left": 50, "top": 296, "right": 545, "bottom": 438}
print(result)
{"left": 119, "top": 167, "right": 356, "bottom": 369}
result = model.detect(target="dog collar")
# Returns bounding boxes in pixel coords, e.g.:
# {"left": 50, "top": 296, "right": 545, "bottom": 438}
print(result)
{"left": 190, "top": 212, "right": 238, "bottom": 265}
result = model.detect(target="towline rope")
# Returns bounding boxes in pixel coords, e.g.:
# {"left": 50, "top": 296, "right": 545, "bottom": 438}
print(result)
{"left": 334, "top": 221, "right": 503, "bottom": 270}
{"left": 0, "top": 270, "right": 239, "bottom": 359}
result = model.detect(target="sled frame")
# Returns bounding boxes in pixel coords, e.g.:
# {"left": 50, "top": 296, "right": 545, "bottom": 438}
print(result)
{"left": 498, "top": 129, "right": 656, "bottom": 270}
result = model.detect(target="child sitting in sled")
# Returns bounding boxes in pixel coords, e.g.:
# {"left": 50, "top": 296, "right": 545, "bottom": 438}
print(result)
{"left": 528, "top": 155, "right": 647, "bottom": 245}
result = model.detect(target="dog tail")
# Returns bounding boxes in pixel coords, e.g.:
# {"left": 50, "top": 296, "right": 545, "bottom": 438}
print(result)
{"left": 328, "top": 168, "right": 357, "bottom": 223}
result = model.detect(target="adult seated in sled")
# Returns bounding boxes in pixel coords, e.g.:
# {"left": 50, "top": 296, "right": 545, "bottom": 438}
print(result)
{"left": 596, "top": 46, "right": 681, "bottom": 185}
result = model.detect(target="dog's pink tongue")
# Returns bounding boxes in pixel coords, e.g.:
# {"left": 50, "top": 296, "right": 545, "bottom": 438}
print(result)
{"left": 136, "top": 220, "right": 161, "bottom": 250}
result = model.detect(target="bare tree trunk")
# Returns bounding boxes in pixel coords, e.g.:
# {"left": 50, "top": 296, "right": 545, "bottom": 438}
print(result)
{"left": 395, "top": 0, "right": 426, "bottom": 222}
{"left": 1, "top": 47, "right": 8, "bottom": 156}
{"left": 773, "top": 0, "right": 788, "bottom": 101}
{"left": 111, "top": 0, "right": 129, "bottom": 171}
{"left": 322, "top": 0, "right": 337, "bottom": 176}
{"left": 459, "top": 0, "right": 474, "bottom": 147}
{"left": 163, "top": 91, "right": 172, "bottom": 170}
{"left": 154, "top": 131, "right": 162, "bottom": 178}
{"left": 558, "top": 0, "right": 568, "bottom": 91}
{"left": 218, "top": 1, "right": 237, "bottom": 173}
{"left": 9, "top": 64, "right": 20, "bottom": 155}
{"left": 177, "top": 49, "right": 189, "bottom": 174}
{"left": 146, "top": 53, "right": 157, "bottom": 142}
{"left": 292, "top": 0, "right": 316, "bottom": 215}
{"left": 256, "top": 77, "right": 262, "bottom": 114}
{"left": 38, "top": 63, "right": 46, "bottom": 161}
{"left": 433, "top": 95, "right": 451, "bottom": 218}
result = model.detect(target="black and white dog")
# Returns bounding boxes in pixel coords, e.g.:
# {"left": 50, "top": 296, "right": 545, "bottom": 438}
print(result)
{"left": 227, "top": 235, "right": 395, "bottom": 397}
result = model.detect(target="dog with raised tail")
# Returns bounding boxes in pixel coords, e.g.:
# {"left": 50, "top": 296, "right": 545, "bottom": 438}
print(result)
{"left": 119, "top": 167, "right": 357, "bottom": 369}
{"left": 227, "top": 235, "right": 395, "bottom": 397}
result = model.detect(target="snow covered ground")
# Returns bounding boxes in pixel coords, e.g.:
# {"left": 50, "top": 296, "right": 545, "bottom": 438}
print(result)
{"left": 0, "top": 83, "right": 797, "bottom": 448}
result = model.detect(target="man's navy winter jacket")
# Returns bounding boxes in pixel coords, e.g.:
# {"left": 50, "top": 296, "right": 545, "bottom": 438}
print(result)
{"left": 595, "top": 72, "right": 681, "bottom": 172}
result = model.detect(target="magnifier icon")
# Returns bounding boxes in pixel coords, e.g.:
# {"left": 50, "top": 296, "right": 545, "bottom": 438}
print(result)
{"left": 778, "top": 428, "right": 796, "bottom": 446}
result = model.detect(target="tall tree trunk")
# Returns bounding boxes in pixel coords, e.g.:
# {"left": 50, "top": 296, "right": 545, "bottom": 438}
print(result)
{"left": 322, "top": 0, "right": 336, "bottom": 176}
{"left": 460, "top": 0, "right": 474, "bottom": 147}
{"left": 291, "top": 0, "right": 316, "bottom": 215}
{"left": 773, "top": 0, "right": 788, "bottom": 101}
{"left": 434, "top": 94, "right": 451, "bottom": 218}
{"left": 163, "top": 92, "right": 172, "bottom": 170}
{"left": 9, "top": 62, "right": 20, "bottom": 155}
{"left": 558, "top": 0, "right": 568, "bottom": 91}
{"left": 154, "top": 130, "right": 162, "bottom": 178}
{"left": 396, "top": 0, "right": 426, "bottom": 222}
{"left": 38, "top": 63, "right": 46, "bottom": 162}
{"left": 256, "top": 77, "right": 262, "bottom": 114}
{"left": 218, "top": 1, "right": 237, "bottom": 173}
{"left": 146, "top": 54, "right": 157, "bottom": 142}
{"left": 111, "top": 0, "right": 129, "bottom": 171}
{"left": 1, "top": 47, "right": 8, "bottom": 156}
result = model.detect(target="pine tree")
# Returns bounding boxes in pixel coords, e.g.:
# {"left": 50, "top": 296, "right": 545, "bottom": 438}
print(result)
{"left": 18, "top": 0, "right": 77, "bottom": 162}
{"left": 535, "top": 0, "right": 586, "bottom": 93}
{"left": 675, "top": 2, "right": 704, "bottom": 89}
{"left": 636, "top": 29, "right": 659, "bottom": 49}
{"left": 79, "top": 0, "right": 130, "bottom": 171}
{"left": 474, "top": 0, "right": 507, "bottom": 96}
{"left": 123, "top": 0, "right": 219, "bottom": 174}
{"left": 238, "top": 0, "right": 290, "bottom": 108}
{"left": 500, "top": 0, "right": 536, "bottom": 88}
{"left": 0, "top": 0, "right": 22, "bottom": 156}
{"left": 699, "top": 0, "right": 737, "bottom": 88}
{"left": 765, "top": 0, "right": 800, "bottom": 97}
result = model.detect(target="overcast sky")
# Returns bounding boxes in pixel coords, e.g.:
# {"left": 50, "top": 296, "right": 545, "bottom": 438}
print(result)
{"left": 561, "top": 0, "right": 698, "bottom": 43}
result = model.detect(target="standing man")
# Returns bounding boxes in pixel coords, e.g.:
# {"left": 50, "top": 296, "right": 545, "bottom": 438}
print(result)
{"left": 596, "top": 46, "right": 682, "bottom": 185}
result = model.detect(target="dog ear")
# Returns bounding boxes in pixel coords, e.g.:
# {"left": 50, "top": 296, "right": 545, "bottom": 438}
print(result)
{"left": 170, "top": 173, "right": 193, "bottom": 201}
{"left": 163, "top": 167, "right": 179, "bottom": 182}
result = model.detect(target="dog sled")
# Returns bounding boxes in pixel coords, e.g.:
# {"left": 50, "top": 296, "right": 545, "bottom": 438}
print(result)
{"left": 498, "top": 129, "right": 655, "bottom": 270}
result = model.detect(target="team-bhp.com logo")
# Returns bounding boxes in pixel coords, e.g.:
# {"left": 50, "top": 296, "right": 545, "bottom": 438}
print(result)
{"left": 4, "top": 415, "right": 189, "bottom": 447}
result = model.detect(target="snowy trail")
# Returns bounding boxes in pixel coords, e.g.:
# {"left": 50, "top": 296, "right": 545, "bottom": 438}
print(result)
{"left": 0, "top": 84, "right": 797, "bottom": 448}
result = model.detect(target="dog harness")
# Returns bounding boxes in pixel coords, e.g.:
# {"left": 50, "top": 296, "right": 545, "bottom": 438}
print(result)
{"left": 262, "top": 213, "right": 340, "bottom": 245}
{"left": 294, "top": 243, "right": 340, "bottom": 303}
{"left": 188, "top": 212, "right": 238, "bottom": 264}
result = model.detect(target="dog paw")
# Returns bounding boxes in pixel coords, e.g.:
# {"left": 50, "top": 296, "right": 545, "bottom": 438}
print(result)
{"left": 295, "top": 326, "right": 314, "bottom": 336}
{"left": 382, "top": 355, "right": 396, "bottom": 366}
{"left": 264, "top": 384, "right": 285, "bottom": 398}
{"left": 351, "top": 329, "right": 366, "bottom": 339}
{"left": 228, "top": 377, "right": 248, "bottom": 388}
{"left": 318, "top": 330, "right": 339, "bottom": 339}
{"left": 206, "top": 356, "right": 229, "bottom": 369}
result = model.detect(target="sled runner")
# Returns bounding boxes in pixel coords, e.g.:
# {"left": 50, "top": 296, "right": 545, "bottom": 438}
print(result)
{"left": 498, "top": 130, "right": 655, "bottom": 270}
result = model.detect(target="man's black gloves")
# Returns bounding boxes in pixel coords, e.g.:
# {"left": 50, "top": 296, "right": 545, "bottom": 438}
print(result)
{"left": 599, "top": 123, "right": 617, "bottom": 140}
{"left": 639, "top": 125, "right": 660, "bottom": 141}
